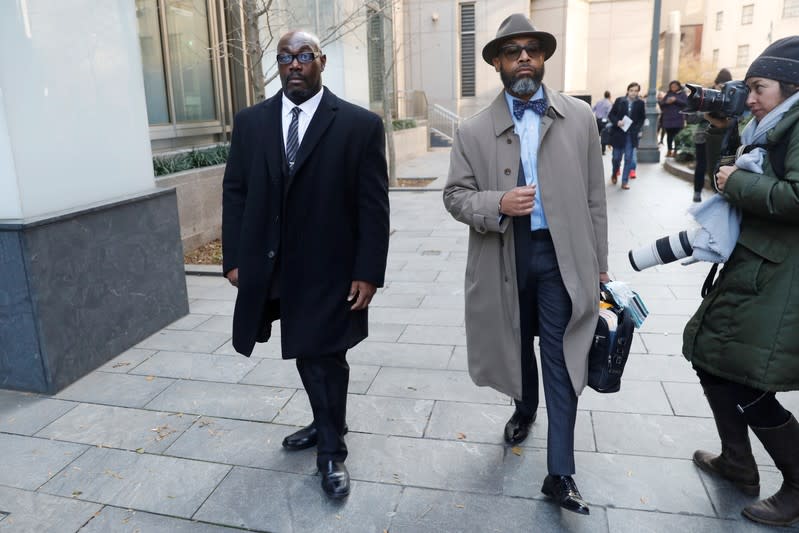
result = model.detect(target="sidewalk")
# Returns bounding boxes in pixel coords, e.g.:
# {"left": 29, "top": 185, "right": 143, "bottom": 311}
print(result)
{"left": 1, "top": 151, "right": 797, "bottom": 532}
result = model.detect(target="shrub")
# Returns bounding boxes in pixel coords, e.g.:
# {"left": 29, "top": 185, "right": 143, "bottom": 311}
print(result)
{"left": 153, "top": 144, "right": 230, "bottom": 177}
{"left": 391, "top": 118, "right": 417, "bottom": 131}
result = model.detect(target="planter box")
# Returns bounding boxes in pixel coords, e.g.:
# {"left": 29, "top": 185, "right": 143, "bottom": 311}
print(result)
{"left": 392, "top": 123, "right": 429, "bottom": 164}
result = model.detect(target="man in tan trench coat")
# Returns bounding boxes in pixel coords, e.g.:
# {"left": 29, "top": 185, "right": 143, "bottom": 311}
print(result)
{"left": 443, "top": 14, "right": 608, "bottom": 515}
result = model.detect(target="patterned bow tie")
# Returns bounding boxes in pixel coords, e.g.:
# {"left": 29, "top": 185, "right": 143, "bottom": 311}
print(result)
{"left": 512, "top": 98, "right": 548, "bottom": 119}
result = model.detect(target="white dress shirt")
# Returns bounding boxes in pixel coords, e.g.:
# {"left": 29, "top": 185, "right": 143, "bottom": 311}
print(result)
{"left": 281, "top": 88, "right": 324, "bottom": 151}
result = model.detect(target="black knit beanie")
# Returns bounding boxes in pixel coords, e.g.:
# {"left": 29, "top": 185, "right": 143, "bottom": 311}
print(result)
{"left": 745, "top": 36, "right": 799, "bottom": 84}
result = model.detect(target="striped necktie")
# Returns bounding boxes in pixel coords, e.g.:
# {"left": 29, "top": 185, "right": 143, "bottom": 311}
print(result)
{"left": 285, "top": 107, "right": 300, "bottom": 168}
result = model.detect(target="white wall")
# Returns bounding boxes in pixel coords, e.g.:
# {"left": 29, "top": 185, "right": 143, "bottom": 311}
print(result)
{"left": 0, "top": 0, "right": 155, "bottom": 220}
{"left": 0, "top": 88, "right": 22, "bottom": 219}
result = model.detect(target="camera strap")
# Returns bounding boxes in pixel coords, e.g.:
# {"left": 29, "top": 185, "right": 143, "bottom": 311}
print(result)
{"left": 701, "top": 263, "right": 721, "bottom": 298}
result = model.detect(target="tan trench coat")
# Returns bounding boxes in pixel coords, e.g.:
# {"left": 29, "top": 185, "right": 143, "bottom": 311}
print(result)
{"left": 443, "top": 87, "right": 608, "bottom": 398}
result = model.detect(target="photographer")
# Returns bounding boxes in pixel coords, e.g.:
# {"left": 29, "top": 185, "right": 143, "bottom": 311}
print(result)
{"left": 682, "top": 36, "right": 799, "bottom": 526}
{"left": 690, "top": 69, "right": 732, "bottom": 202}
{"left": 658, "top": 80, "right": 688, "bottom": 157}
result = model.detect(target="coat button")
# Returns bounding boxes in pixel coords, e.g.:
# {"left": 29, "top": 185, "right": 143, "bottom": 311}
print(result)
{"left": 267, "top": 251, "right": 275, "bottom": 259}
{"left": 506, "top": 138, "right": 512, "bottom": 144}
{"left": 504, "top": 168, "right": 511, "bottom": 175}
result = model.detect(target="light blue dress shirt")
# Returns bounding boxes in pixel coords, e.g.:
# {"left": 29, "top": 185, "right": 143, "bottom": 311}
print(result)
{"left": 505, "top": 89, "right": 548, "bottom": 231}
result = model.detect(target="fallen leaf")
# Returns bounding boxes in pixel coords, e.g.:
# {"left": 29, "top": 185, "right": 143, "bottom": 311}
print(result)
{"left": 455, "top": 504, "right": 465, "bottom": 509}
{"left": 511, "top": 446, "right": 523, "bottom": 456}
{"left": 112, "top": 362, "right": 131, "bottom": 368}
{"left": 335, "top": 514, "right": 342, "bottom": 520}
{"left": 456, "top": 432, "right": 466, "bottom": 440}
{"left": 71, "top": 490, "right": 82, "bottom": 497}
{"left": 145, "top": 376, "right": 155, "bottom": 381}
{"left": 640, "top": 496, "right": 648, "bottom": 504}
{"left": 135, "top": 448, "right": 145, "bottom": 454}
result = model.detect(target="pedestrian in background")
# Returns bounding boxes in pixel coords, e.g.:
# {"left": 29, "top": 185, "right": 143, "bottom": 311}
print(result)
{"left": 593, "top": 90, "right": 612, "bottom": 154}
{"left": 659, "top": 80, "right": 688, "bottom": 157}
{"left": 222, "top": 30, "right": 390, "bottom": 499}
{"left": 683, "top": 36, "right": 799, "bottom": 526}
{"left": 690, "top": 68, "right": 733, "bottom": 202}
{"left": 444, "top": 13, "right": 608, "bottom": 516}
{"left": 608, "top": 82, "right": 646, "bottom": 189}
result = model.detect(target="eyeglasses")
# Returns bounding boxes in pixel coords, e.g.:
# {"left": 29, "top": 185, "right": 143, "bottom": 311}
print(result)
{"left": 500, "top": 44, "right": 543, "bottom": 61}
{"left": 276, "top": 51, "right": 320, "bottom": 65}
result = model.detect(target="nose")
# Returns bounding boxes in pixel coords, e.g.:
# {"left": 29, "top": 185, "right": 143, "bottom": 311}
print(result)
{"left": 518, "top": 49, "right": 531, "bottom": 62}
{"left": 745, "top": 90, "right": 756, "bottom": 108}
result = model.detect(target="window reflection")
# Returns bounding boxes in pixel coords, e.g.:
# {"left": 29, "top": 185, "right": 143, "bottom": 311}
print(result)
{"left": 136, "top": 0, "right": 169, "bottom": 124}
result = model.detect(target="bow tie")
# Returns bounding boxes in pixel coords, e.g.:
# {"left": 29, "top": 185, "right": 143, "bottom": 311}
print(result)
{"left": 512, "top": 98, "right": 548, "bottom": 119}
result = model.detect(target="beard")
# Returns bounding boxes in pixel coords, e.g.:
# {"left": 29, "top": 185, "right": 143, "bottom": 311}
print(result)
{"left": 501, "top": 65, "right": 545, "bottom": 96}
{"left": 282, "top": 74, "right": 321, "bottom": 104}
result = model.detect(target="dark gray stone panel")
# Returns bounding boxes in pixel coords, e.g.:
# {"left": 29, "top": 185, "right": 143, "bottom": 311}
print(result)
{"left": 80, "top": 506, "right": 244, "bottom": 533}
{"left": 0, "top": 486, "right": 102, "bottom": 533}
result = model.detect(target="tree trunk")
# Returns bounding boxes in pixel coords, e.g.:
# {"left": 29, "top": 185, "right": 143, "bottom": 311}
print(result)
{"left": 382, "top": 86, "right": 397, "bottom": 188}
{"left": 243, "top": 0, "right": 266, "bottom": 102}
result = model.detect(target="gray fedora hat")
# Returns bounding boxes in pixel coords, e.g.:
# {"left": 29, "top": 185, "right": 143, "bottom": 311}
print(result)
{"left": 481, "top": 14, "right": 557, "bottom": 64}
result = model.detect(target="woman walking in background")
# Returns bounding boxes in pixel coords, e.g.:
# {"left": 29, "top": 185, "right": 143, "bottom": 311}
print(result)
{"left": 683, "top": 36, "right": 799, "bottom": 526}
{"left": 659, "top": 80, "right": 688, "bottom": 157}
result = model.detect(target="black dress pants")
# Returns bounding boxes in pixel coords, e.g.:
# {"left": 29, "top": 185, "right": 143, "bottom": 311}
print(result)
{"left": 296, "top": 350, "right": 349, "bottom": 468}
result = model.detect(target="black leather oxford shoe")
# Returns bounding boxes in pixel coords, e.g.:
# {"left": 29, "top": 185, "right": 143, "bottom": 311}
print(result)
{"left": 320, "top": 460, "right": 350, "bottom": 499}
{"left": 541, "top": 474, "right": 590, "bottom": 515}
{"left": 503, "top": 409, "right": 537, "bottom": 445}
{"left": 282, "top": 423, "right": 348, "bottom": 451}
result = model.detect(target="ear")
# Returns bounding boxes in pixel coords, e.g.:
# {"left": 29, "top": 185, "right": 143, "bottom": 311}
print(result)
{"left": 492, "top": 57, "right": 501, "bottom": 72}
{"left": 319, "top": 54, "right": 326, "bottom": 72}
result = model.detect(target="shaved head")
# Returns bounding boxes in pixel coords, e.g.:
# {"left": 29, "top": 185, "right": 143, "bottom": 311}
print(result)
{"left": 277, "top": 30, "right": 326, "bottom": 104}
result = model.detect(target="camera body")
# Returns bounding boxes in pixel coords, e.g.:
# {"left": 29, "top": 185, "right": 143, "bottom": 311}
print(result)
{"left": 684, "top": 80, "right": 749, "bottom": 118}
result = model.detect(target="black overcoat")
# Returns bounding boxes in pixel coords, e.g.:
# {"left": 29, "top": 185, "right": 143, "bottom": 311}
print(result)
{"left": 607, "top": 97, "right": 646, "bottom": 149}
{"left": 222, "top": 88, "right": 390, "bottom": 358}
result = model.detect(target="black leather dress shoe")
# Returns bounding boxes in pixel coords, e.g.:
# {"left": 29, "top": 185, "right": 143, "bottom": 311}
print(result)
{"left": 320, "top": 460, "right": 350, "bottom": 499}
{"left": 541, "top": 475, "right": 590, "bottom": 515}
{"left": 503, "top": 409, "right": 537, "bottom": 444}
{"left": 282, "top": 423, "right": 349, "bottom": 451}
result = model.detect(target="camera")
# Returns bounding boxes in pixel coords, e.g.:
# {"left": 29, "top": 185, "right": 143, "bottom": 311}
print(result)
{"left": 684, "top": 80, "right": 749, "bottom": 118}
{"left": 628, "top": 229, "right": 698, "bottom": 271}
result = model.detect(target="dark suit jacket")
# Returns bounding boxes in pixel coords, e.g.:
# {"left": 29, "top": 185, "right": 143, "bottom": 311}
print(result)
{"left": 222, "top": 88, "right": 390, "bottom": 358}
{"left": 607, "top": 97, "right": 646, "bottom": 149}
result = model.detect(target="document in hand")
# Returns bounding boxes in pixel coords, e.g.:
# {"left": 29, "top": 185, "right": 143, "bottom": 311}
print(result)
{"left": 620, "top": 115, "right": 633, "bottom": 132}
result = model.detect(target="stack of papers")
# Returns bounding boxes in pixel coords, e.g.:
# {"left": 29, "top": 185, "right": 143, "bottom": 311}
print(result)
{"left": 605, "top": 281, "right": 649, "bottom": 328}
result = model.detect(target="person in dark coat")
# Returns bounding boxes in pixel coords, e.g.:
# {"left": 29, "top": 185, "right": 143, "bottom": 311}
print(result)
{"left": 607, "top": 82, "right": 646, "bottom": 189}
{"left": 222, "top": 30, "right": 390, "bottom": 499}
{"left": 683, "top": 36, "right": 799, "bottom": 526}
{"left": 691, "top": 68, "right": 733, "bottom": 202}
{"left": 659, "top": 80, "right": 688, "bottom": 157}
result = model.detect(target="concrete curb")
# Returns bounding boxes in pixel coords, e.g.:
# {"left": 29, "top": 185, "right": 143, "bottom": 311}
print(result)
{"left": 184, "top": 264, "right": 222, "bottom": 276}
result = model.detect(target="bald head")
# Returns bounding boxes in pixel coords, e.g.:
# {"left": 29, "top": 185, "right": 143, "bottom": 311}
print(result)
{"left": 277, "top": 30, "right": 326, "bottom": 104}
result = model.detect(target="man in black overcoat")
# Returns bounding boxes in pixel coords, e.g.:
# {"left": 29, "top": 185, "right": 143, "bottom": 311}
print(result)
{"left": 221, "top": 30, "right": 390, "bottom": 499}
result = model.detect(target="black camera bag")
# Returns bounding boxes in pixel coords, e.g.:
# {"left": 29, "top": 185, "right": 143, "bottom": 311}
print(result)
{"left": 588, "top": 300, "right": 635, "bottom": 394}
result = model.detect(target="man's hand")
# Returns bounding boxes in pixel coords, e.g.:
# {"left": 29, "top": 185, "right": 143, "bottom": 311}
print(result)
{"left": 600, "top": 271, "right": 610, "bottom": 284}
{"left": 348, "top": 280, "right": 376, "bottom": 310}
{"left": 226, "top": 268, "right": 239, "bottom": 288}
{"left": 499, "top": 185, "right": 536, "bottom": 216}
{"left": 715, "top": 165, "right": 737, "bottom": 192}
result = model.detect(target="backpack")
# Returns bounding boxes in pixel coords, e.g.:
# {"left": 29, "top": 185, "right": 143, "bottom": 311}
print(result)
{"left": 587, "top": 295, "right": 635, "bottom": 394}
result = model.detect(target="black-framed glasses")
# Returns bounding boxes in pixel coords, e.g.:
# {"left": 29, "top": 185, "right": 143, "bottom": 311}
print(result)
{"left": 276, "top": 51, "right": 320, "bottom": 65}
{"left": 500, "top": 44, "right": 543, "bottom": 61}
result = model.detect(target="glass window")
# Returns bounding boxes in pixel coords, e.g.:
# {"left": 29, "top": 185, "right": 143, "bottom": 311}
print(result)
{"left": 741, "top": 4, "right": 754, "bottom": 24}
{"left": 784, "top": 0, "right": 799, "bottom": 17}
{"left": 460, "top": 3, "right": 476, "bottom": 98}
{"left": 715, "top": 11, "right": 723, "bottom": 30}
{"left": 712, "top": 49, "right": 719, "bottom": 69}
{"left": 737, "top": 45, "right": 749, "bottom": 67}
{"left": 136, "top": 0, "right": 170, "bottom": 124}
{"left": 165, "top": 0, "right": 217, "bottom": 122}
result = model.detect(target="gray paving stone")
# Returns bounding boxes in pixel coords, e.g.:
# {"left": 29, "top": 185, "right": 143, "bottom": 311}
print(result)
{"left": 398, "top": 325, "right": 467, "bottom": 345}
{"left": 164, "top": 313, "right": 213, "bottom": 330}
{"left": 622, "top": 354, "right": 698, "bottom": 382}
{"left": 164, "top": 416, "right": 316, "bottom": 474}
{"left": 96, "top": 348, "right": 156, "bottom": 373}
{"left": 40, "top": 448, "right": 230, "bottom": 518}
{"left": 185, "top": 275, "right": 227, "bottom": 287}
{"left": 188, "top": 299, "right": 235, "bottom": 315}
{"left": 213, "top": 339, "right": 282, "bottom": 358}
{"left": 0, "top": 434, "right": 87, "bottom": 490}
{"left": 632, "top": 284, "right": 678, "bottom": 301}
{"left": 579, "top": 380, "right": 674, "bottom": 415}
{"left": 390, "top": 486, "right": 607, "bottom": 533}
{"left": 366, "top": 322, "right": 409, "bottom": 342}
{"left": 639, "top": 332, "right": 684, "bottom": 355}
{"left": 0, "top": 486, "right": 101, "bottom": 533}
{"left": 447, "top": 346, "right": 468, "bottom": 370}
{"left": 55, "top": 373, "right": 175, "bottom": 408}
{"left": 662, "top": 381, "right": 712, "bottom": 417}
{"left": 369, "top": 367, "right": 510, "bottom": 404}
{"left": 240, "top": 357, "right": 305, "bottom": 388}
{"left": 36, "top": 404, "right": 197, "bottom": 453}
{"left": 135, "top": 329, "right": 230, "bottom": 353}
{"left": 370, "top": 307, "right": 464, "bottom": 326}
{"left": 185, "top": 284, "right": 238, "bottom": 300}
{"left": 503, "top": 449, "right": 715, "bottom": 515}
{"left": 386, "top": 269, "right": 441, "bottom": 281}
{"left": 436, "top": 270, "right": 465, "bottom": 283}
{"left": 382, "top": 281, "right": 465, "bottom": 297}
{"left": 342, "top": 395, "right": 434, "bottom": 437}
{"left": 606, "top": 508, "right": 741, "bottom": 533}
{"left": 193, "top": 314, "right": 234, "bottom": 333}
{"left": 194, "top": 466, "right": 402, "bottom": 532}
{"left": 80, "top": 506, "right": 243, "bottom": 533}
{"left": 347, "top": 341, "right": 454, "bottom": 369}
{"left": 346, "top": 432, "right": 505, "bottom": 493}
{"left": 370, "top": 293, "right": 424, "bottom": 308}
{"left": 129, "top": 350, "right": 258, "bottom": 383}
{"left": 697, "top": 467, "right": 797, "bottom": 524}
{"left": 145, "top": 380, "right": 293, "bottom": 421}
{"left": 642, "top": 297, "right": 703, "bottom": 317}
{"left": 638, "top": 314, "right": 690, "bottom": 334}
{"left": 426, "top": 401, "right": 595, "bottom": 452}
{"left": 420, "top": 294, "right": 465, "bottom": 309}
{"left": 0, "top": 390, "right": 76, "bottom": 435}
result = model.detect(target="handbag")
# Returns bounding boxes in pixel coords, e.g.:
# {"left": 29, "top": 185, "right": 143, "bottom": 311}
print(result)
{"left": 587, "top": 285, "right": 635, "bottom": 393}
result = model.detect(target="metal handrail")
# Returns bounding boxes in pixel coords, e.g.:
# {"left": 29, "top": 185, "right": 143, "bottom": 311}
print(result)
{"left": 429, "top": 104, "right": 461, "bottom": 142}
